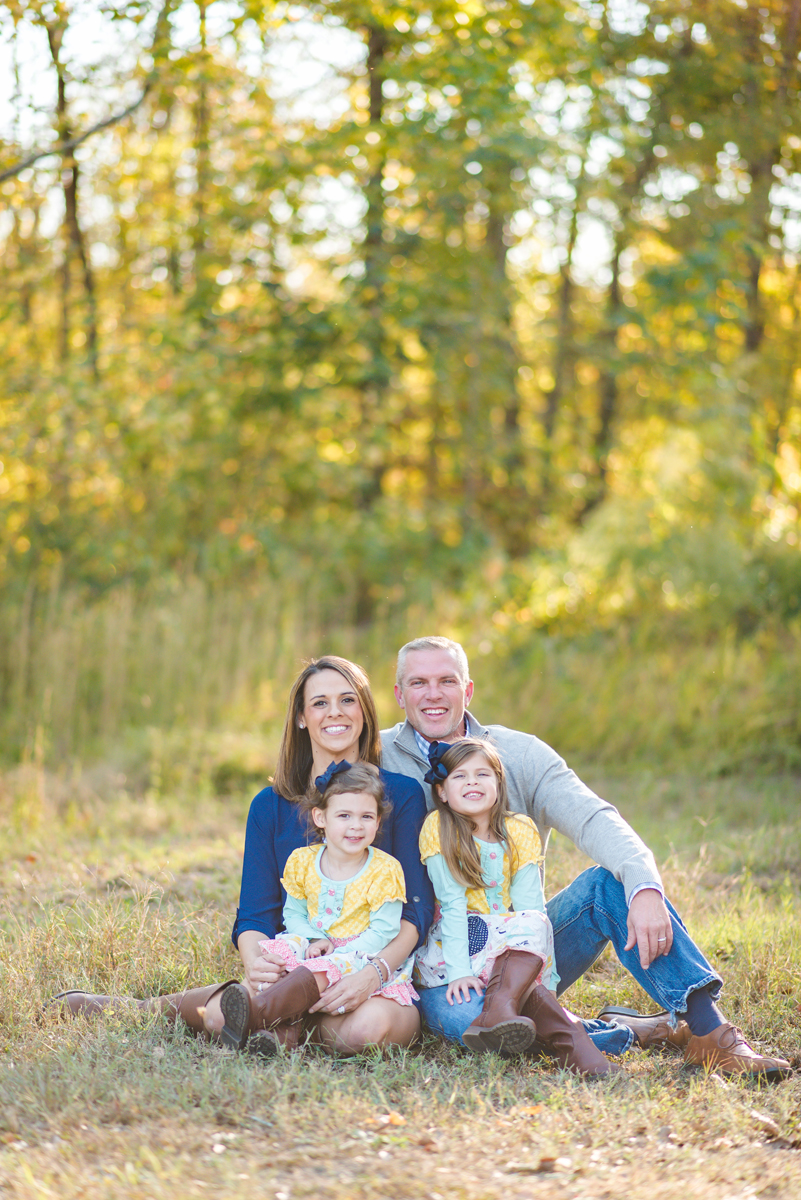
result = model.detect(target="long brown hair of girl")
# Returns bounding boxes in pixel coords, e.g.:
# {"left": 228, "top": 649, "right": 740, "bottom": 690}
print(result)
{"left": 272, "top": 656, "right": 382, "bottom": 801}
{"left": 432, "top": 740, "right": 519, "bottom": 890}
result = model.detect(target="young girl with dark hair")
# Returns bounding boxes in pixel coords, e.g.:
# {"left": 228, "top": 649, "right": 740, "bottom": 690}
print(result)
{"left": 219, "top": 760, "right": 417, "bottom": 1056}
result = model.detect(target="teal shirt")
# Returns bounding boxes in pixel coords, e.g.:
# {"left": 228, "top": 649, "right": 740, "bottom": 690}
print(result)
{"left": 282, "top": 846, "right": 403, "bottom": 957}
{"left": 427, "top": 847, "right": 546, "bottom": 984}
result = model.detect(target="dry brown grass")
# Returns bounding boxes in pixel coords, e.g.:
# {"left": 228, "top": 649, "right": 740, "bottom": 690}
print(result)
{"left": 1, "top": 771, "right": 800, "bottom": 1199}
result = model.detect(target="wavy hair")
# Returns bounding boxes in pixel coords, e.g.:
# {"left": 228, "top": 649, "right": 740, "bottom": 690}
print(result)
{"left": 272, "top": 656, "right": 382, "bottom": 801}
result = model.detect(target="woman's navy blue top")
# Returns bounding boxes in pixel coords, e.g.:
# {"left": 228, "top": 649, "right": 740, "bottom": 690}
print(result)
{"left": 231, "top": 768, "right": 434, "bottom": 951}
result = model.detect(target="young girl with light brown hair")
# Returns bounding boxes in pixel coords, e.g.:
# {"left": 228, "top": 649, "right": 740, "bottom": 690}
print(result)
{"left": 416, "top": 739, "right": 618, "bottom": 1075}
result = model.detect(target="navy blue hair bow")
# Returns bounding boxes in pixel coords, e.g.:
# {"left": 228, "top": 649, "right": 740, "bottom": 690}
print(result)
{"left": 423, "top": 741, "right": 453, "bottom": 786}
{"left": 314, "top": 759, "right": 353, "bottom": 793}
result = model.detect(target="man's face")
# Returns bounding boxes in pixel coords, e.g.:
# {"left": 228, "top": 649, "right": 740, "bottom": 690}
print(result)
{"left": 394, "top": 648, "right": 474, "bottom": 741}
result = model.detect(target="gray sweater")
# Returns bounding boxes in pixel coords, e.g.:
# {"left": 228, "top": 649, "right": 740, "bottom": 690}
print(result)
{"left": 380, "top": 716, "right": 661, "bottom": 904}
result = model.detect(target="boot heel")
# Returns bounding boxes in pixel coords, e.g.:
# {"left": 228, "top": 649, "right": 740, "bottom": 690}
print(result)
{"left": 463, "top": 1017, "right": 537, "bottom": 1055}
{"left": 220, "top": 983, "right": 251, "bottom": 1051}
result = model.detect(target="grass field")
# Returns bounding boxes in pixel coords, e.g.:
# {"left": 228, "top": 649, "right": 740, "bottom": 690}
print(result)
{"left": 2, "top": 766, "right": 800, "bottom": 1200}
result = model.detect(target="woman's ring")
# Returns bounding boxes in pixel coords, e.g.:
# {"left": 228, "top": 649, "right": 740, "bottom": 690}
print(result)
{"left": 337, "top": 1004, "right": 346, "bottom": 1014}
{"left": 258, "top": 982, "right": 264, "bottom": 992}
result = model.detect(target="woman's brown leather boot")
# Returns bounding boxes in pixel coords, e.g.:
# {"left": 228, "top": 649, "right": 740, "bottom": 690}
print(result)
{"left": 47, "top": 983, "right": 237, "bottom": 1036}
{"left": 246, "top": 1018, "right": 305, "bottom": 1059}
{"left": 219, "top": 968, "right": 321, "bottom": 1052}
{"left": 462, "top": 951, "right": 543, "bottom": 1054}
{"left": 522, "top": 986, "right": 623, "bottom": 1077}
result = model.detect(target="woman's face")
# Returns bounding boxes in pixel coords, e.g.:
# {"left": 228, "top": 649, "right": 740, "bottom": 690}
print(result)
{"left": 300, "top": 668, "right": 365, "bottom": 764}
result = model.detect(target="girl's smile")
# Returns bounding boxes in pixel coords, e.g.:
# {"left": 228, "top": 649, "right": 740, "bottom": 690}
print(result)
{"left": 312, "top": 792, "right": 379, "bottom": 878}
{"left": 439, "top": 751, "right": 499, "bottom": 831}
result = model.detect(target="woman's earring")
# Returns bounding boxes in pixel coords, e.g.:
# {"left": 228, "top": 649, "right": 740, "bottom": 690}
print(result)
{"left": 299, "top": 722, "right": 305, "bottom": 729}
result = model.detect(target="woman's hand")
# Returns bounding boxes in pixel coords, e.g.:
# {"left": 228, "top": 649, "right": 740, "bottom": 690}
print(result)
{"left": 242, "top": 950, "right": 287, "bottom": 994}
{"left": 308, "top": 965, "right": 376, "bottom": 1015}
{"left": 305, "top": 939, "right": 334, "bottom": 959}
{"left": 446, "top": 976, "right": 484, "bottom": 1006}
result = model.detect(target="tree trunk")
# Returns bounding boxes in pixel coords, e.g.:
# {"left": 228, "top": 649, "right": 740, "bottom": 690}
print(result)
{"left": 577, "top": 229, "right": 623, "bottom": 522}
{"left": 191, "top": 0, "right": 211, "bottom": 312}
{"left": 742, "top": 0, "right": 801, "bottom": 355}
{"left": 543, "top": 162, "right": 584, "bottom": 443}
{"left": 45, "top": 18, "right": 99, "bottom": 378}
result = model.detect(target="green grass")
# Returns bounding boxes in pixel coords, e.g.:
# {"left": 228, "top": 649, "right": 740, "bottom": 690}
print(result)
{"left": 3, "top": 580, "right": 801, "bottom": 776}
{"left": 1, "top": 771, "right": 800, "bottom": 1199}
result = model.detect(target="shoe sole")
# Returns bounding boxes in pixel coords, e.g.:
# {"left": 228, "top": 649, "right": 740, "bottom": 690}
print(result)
{"left": 597, "top": 1006, "right": 669, "bottom": 1020}
{"left": 463, "top": 1019, "right": 537, "bottom": 1056}
{"left": 597, "top": 1007, "right": 694, "bottom": 1052}
{"left": 220, "top": 984, "right": 250, "bottom": 1052}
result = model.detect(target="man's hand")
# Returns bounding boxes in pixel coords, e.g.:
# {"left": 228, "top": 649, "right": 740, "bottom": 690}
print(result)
{"left": 625, "top": 889, "right": 673, "bottom": 969}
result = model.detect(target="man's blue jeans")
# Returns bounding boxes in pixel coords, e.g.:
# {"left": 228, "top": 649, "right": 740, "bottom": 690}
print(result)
{"left": 420, "top": 866, "right": 723, "bottom": 1053}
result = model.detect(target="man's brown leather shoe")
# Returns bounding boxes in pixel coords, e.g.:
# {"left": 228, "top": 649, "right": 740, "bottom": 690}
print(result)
{"left": 596, "top": 1006, "right": 691, "bottom": 1051}
{"left": 683, "top": 1023, "right": 793, "bottom": 1081}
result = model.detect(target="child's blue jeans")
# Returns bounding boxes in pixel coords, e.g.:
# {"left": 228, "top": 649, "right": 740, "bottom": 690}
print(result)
{"left": 419, "top": 866, "right": 723, "bottom": 1054}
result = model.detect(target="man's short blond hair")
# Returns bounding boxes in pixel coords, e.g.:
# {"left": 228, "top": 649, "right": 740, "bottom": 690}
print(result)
{"left": 395, "top": 637, "right": 470, "bottom": 687}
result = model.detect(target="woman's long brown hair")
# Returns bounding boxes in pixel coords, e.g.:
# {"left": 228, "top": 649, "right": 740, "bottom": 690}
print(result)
{"left": 272, "top": 656, "right": 382, "bottom": 801}
{"left": 432, "top": 740, "right": 519, "bottom": 889}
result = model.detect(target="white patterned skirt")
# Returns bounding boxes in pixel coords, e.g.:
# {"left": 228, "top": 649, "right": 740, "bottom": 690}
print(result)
{"left": 414, "top": 908, "right": 557, "bottom": 991}
{"left": 260, "top": 934, "right": 418, "bottom": 1007}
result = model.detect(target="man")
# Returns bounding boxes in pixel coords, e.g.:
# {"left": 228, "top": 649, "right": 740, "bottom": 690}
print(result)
{"left": 380, "top": 636, "right": 792, "bottom": 1078}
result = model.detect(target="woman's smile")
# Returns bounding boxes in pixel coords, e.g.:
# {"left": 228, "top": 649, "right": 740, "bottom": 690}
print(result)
{"left": 301, "top": 668, "right": 365, "bottom": 765}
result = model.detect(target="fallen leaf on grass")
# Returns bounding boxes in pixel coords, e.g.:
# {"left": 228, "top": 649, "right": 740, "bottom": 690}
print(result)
{"left": 750, "top": 1110, "right": 781, "bottom": 1140}
{"left": 418, "top": 1137, "right": 438, "bottom": 1153}
{"left": 368, "top": 1111, "right": 405, "bottom": 1127}
{"left": 510, "top": 1105, "right": 542, "bottom": 1118}
{"left": 507, "top": 1156, "right": 572, "bottom": 1175}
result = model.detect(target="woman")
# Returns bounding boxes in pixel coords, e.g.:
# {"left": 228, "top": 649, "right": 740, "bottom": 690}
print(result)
{"left": 56, "top": 657, "right": 434, "bottom": 1057}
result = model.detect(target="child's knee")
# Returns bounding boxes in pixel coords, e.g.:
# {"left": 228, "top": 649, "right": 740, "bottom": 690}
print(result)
{"left": 345, "top": 1002, "right": 413, "bottom": 1051}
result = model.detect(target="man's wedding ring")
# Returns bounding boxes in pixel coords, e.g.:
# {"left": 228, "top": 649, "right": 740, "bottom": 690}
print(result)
{"left": 657, "top": 937, "right": 667, "bottom": 942}
{"left": 337, "top": 1004, "right": 346, "bottom": 1014}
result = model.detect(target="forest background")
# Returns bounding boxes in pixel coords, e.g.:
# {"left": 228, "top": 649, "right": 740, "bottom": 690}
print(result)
{"left": 1, "top": 0, "right": 801, "bottom": 785}
{"left": 2, "top": 4, "right": 801, "bottom": 1196}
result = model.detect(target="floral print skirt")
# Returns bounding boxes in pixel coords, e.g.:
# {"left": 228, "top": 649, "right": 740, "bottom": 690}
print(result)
{"left": 260, "top": 934, "right": 418, "bottom": 1007}
{"left": 414, "top": 908, "right": 557, "bottom": 991}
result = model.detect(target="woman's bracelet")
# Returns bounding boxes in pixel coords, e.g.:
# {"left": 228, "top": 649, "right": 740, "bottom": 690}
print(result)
{"left": 367, "top": 955, "right": 392, "bottom": 985}
{"left": 366, "top": 959, "right": 385, "bottom": 989}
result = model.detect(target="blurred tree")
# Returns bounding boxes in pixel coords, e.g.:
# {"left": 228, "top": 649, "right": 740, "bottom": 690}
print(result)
{"left": 0, "top": 0, "right": 798, "bottom": 633}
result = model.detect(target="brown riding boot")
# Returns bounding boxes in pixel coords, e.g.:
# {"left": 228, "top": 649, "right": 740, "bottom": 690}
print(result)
{"left": 220, "top": 967, "right": 321, "bottom": 1052}
{"left": 462, "top": 951, "right": 543, "bottom": 1055}
{"left": 247, "top": 1017, "right": 306, "bottom": 1060}
{"left": 522, "top": 986, "right": 623, "bottom": 1078}
{"left": 48, "top": 982, "right": 237, "bottom": 1037}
